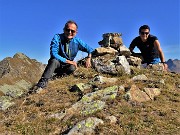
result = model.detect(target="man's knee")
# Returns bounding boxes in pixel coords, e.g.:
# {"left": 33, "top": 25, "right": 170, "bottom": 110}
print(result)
{"left": 65, "top": 65, "right": 76, "bottom": 75}
{"left": 68, "top": 65, "right": 76, "bottom": 73}
{"left": 48, "top": 58, "right": 60, "bottom": 67}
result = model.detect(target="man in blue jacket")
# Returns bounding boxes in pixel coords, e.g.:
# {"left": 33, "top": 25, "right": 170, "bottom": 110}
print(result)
{"left": 33, "top": 20, "right": 94, "bottom": 92}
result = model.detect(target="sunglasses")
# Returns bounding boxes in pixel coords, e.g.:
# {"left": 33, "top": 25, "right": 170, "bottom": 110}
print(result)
{"left": 65, "top": 28, "right": 76, "bottom": 34}
{"left": 140, "top": 32, "right": 149, "bottom": 35}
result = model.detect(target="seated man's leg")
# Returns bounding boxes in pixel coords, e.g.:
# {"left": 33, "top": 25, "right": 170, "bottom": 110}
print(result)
{"left": 66, "top": 64, "right": 76, "bottom": 75}
{"left": 37, "top": 58, "right": 61, "bottom": 88}
{"left": 58, "top": 64, "right": 76, "bottom": 76}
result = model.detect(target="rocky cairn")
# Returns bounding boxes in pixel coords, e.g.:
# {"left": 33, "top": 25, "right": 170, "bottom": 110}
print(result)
{"left": 95, "top": 33, "right": 143, "bottom": 74}
{"left": 80, "top": 32, "right": 164, "bottom": 75}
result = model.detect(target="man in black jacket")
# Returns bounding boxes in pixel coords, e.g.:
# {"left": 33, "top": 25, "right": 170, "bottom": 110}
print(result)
{"left": 129, "top": 25, "right": 168, "bottom": 70}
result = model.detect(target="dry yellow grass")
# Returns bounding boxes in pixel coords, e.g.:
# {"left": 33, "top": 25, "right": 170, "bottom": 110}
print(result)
{"left": 0, "top": 67, "right": 179, "bottom": 135}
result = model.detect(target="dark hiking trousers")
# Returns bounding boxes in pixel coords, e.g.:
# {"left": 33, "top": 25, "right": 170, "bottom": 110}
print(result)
{"left": 37, "top": 58, "right": 76, "bottom": 88}
{"left": 42, "top": 58, "right": 76, "bottom": 79}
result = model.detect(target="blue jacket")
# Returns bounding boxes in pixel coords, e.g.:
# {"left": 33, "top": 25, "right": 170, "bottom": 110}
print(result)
{"left": 50, "top": 33, "right": 94, "bottom": 63}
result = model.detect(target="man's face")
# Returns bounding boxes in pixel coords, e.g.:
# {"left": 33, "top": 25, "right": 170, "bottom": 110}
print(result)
{"left": 64, "top": 23, "right": 77, "bottom": 40}
{"left": 139, "top": 29, "right": 149, "bottom": 42}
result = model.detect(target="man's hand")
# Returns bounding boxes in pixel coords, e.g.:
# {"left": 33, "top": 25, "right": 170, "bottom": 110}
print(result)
{"left": 163, "top": 63, "right": 168, "bottom": 71}
{"left": 85, "top": 57, "right": 91, "bottom": 68}
{"left": 66, "top": 60, "right": 78, "bottom": 68}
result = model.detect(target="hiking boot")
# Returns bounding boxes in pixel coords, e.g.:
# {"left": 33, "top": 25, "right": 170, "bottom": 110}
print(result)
{"left": 29, "top": 85, "right": 44, "bottom": 94}
{"left": 37, "top": 78, "right": 48, "bottom": 88}
{"left": 27, "top": 78, "right": 48, "bottom": 94}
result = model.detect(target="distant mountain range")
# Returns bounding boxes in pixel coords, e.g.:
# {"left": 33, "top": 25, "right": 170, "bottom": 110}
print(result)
{"left": 167, "top": 59, "right": 180, "bottom": 73}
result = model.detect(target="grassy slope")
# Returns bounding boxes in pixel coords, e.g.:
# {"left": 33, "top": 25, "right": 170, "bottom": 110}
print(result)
{"left": 0, "top": 67, "right": 179, "bottom": 135}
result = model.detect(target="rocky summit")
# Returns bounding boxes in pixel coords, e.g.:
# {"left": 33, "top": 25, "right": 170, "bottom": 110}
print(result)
{"left": 0, "top": 35, "right": 179, "bottom": 135}
{"left": 0, "top": 53, "right": 45, "bottom": 110}
{"left": 166, "top": 59, "right": 180, "bottom": 73}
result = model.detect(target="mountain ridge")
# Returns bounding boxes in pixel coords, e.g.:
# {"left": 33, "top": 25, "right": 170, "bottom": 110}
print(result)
{"left": 166, "top": 59, "right": 180, "bottom": 73}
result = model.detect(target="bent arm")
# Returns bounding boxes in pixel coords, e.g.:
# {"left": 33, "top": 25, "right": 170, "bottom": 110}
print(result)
{"left": 129, "top": 40, "right": 136, "bottom": 53}
{"left": 154, "top": 40, "right": 168, "bottom": 70}
{"left": 129, "top": 47, "right": 134, "bottom": 53}
{"left": 77, "top": 38, "right": 94, "bottom": 68}
{"left": 50, "top": 34, "right": 67, "bottom": 63}
{"left": 154, "top": 40, "right": 165, "bottom": 63}
{"left": 85, "top": 53, "right": 92, "bottom": 68}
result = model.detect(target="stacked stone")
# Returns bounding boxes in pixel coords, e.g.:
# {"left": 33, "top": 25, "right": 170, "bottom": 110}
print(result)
{"left": 82, "top": 32, "right": 142, "bottom": 76}
{"left": 98, "top": 33, "right": 123, "bottom": 50}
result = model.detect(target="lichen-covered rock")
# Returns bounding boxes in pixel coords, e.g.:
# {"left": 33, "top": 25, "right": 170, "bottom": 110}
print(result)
{"left": 71, "top": 75, "right": 118, "bottom": 92}
{"left": 67, "top": 117, "right": 103, "bottom": 135}
{"left": 93, "top": 60, "right": 117, "bottom": 75}
{"left": 50, "top": 86, "right": 119, "bottom": 121}
{"left": 0, "top": 96, "right": 14, "bottom": 110}
{"left": 91, "top": 54, "right": 118, "bottom": 75}
{"left": 0, "top": 80, "right": 31, "bottom": 98}
{"left": 70, "top": 83, "right": 91, "bottom": 92}
{"left": 80, "top": 100, "right": 106, "bottom": 115}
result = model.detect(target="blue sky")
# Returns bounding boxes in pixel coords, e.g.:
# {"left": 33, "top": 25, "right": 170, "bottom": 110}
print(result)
{"left": 0, "top": 0, "right": 179, "bottom": 64}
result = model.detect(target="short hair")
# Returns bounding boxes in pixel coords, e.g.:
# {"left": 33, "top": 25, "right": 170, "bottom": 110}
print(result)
{"left": 139, "top": 25, "right": 150, "bottom": 33}
{"left": 64, "top": 20, "right": 78, "bottom": 30}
